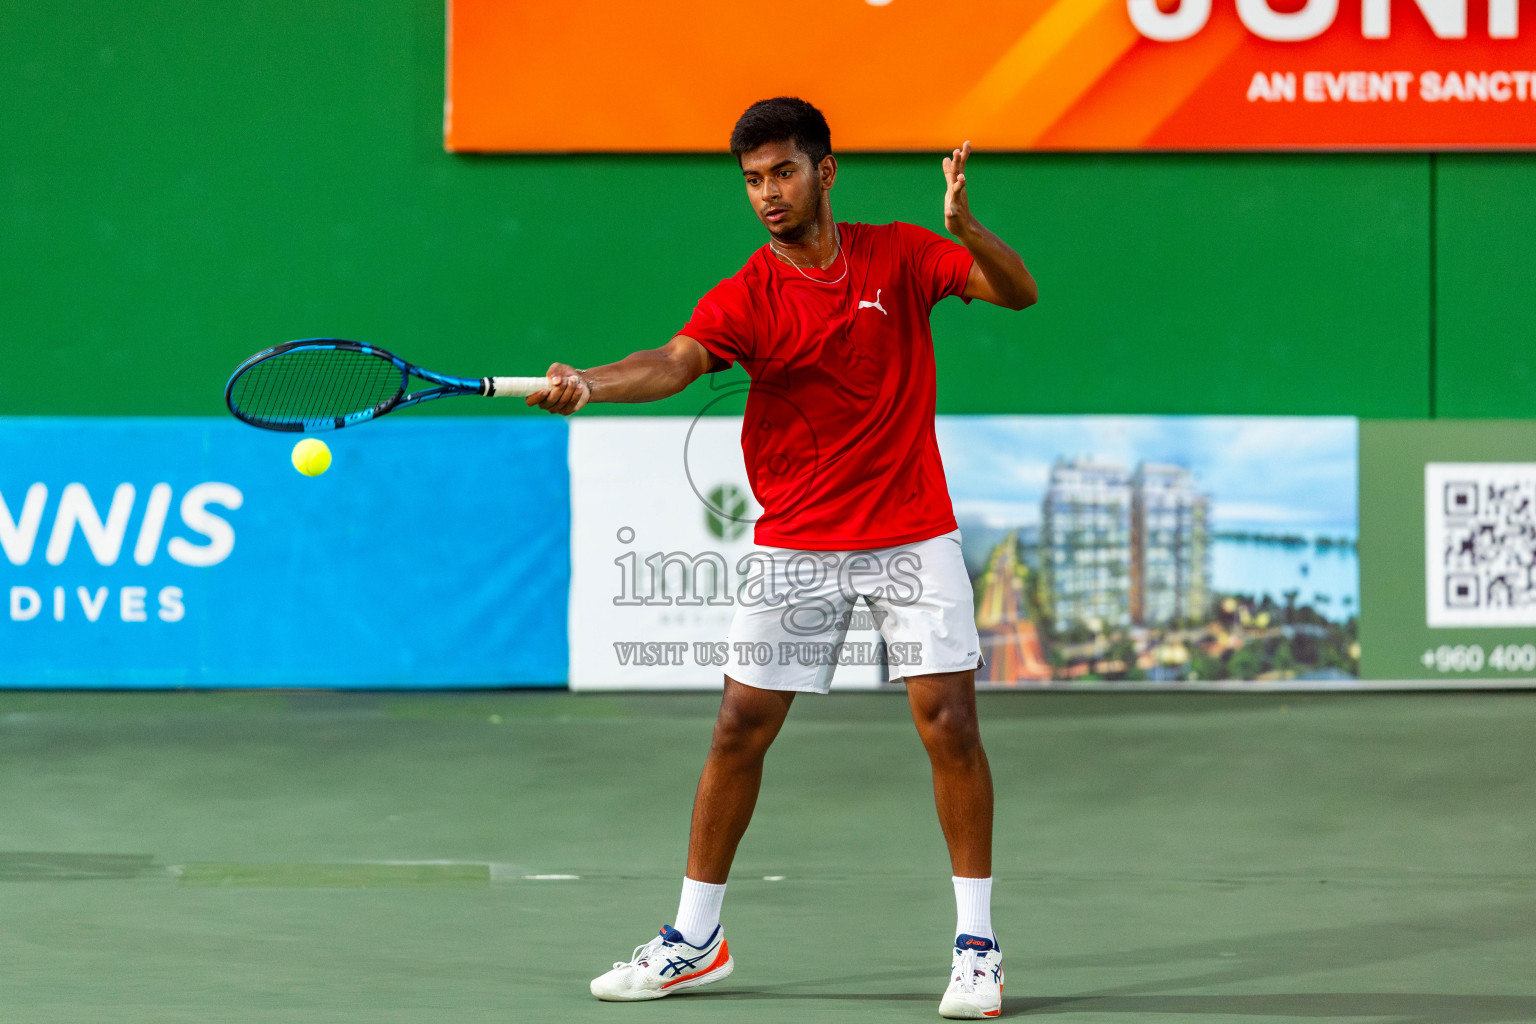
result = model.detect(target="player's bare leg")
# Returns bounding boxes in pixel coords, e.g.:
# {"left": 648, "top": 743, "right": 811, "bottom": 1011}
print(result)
{"left": 907, "top": 669, "right": 1003, "bottom": 1019}
{"left": 590, "top": 677, "right": 792, "bottom": 1001}
{"left": 907, "top": 668, "right": 993, "bottom": 876}
{"left": 686, "top": 676, "right": 796, "bottom": 883}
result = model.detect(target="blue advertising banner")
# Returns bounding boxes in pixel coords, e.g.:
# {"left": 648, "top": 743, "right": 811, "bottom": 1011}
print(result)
{"left": 0, "top": 418, "right": 568, "bottom": 687}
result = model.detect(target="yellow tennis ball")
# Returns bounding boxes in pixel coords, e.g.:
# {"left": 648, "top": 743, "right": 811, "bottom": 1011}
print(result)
{"left": 291, "top": 438, "right": 332, "bottom": 477}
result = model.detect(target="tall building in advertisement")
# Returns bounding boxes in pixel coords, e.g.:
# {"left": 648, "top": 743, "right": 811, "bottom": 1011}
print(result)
{"left": 1042, "top": 460, "right": 1133, "bottom": 632}
{"left": 1131, "top": 463, "right": 1211, "bottom": 627}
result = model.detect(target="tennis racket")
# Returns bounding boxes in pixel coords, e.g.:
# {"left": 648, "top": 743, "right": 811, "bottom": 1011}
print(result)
{"left": 224, "top": 339, "right": 551, "bottom": 432}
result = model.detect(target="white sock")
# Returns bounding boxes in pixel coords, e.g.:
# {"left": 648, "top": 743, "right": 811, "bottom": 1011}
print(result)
{"left": 673, "top": 876, "right": 726, "bottom": 946}
{"left": 953, "top": 875, "right": 994, "bottom": 943}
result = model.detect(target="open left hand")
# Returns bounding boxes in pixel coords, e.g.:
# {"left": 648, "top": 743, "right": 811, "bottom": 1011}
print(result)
{"left": 943, "top": 141, "right": 976, "bottom": 238}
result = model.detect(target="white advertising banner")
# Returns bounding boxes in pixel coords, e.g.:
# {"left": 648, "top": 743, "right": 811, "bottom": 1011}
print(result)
{"left": 572, "top": 414, "right": 1364, "bottom": 690}
{"left": 568, "top": 417, "right": 886, "bottom": 691}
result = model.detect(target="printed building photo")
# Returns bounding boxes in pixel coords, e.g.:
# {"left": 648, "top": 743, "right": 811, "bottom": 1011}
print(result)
{"left": 941, "top": 417, "right": 1359, "bottom": 687}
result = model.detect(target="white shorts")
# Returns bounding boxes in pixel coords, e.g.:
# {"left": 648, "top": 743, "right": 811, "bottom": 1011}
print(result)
{"left": 724, "top": 529, "right": 983, "bottom": 694}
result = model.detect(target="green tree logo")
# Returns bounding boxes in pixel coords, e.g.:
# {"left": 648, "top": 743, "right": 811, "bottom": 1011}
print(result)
{"left": 705, "top": 484, "right": 749, "bottom": 541}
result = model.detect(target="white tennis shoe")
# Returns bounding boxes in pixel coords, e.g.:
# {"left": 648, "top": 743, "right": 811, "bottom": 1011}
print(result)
{"left": 939, "top": 933, "right": 1003, "bottom": 1019}
{"left": 589, "top": 925, "right": 733, "bottom": 1001}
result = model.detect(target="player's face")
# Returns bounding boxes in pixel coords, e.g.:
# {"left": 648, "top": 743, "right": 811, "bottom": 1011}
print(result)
{"left": 739, "top": 140, "right": 834, "bottom": 240}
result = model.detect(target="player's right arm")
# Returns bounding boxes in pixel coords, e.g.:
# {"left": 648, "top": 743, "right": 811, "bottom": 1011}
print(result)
{"left": 525, "top": 334, "right": 724, "bottom": 416}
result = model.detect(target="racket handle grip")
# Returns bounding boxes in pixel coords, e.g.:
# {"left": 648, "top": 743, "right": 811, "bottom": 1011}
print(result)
{"left": 483, "top": 376, "right": 553, "bottom": 398}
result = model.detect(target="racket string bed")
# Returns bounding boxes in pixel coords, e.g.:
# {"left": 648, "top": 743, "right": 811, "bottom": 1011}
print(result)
{"left": 229, "top": 348, "right": 404, "bottom": 429}
{"left": 226, "top": 339, "right": 549, "bottom": 431}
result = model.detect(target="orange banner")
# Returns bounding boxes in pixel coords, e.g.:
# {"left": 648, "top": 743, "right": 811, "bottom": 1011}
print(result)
{"left": 446, "top": 0, "right": 1536, "bottom": 151}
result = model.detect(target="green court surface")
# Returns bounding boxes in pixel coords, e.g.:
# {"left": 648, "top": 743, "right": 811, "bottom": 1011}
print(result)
{"left": 1, "top": 691, "right": 1532, "bottom": 1023}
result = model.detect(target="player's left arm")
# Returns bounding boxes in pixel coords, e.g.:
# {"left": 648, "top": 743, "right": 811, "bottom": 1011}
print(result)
{"left": 944, "top": 141, "right": 1038, "bottom": 311}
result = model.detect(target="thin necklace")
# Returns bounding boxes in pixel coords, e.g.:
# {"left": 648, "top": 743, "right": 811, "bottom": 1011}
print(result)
{"left": 769, "top": 225, "right": 847, "bottom": 285}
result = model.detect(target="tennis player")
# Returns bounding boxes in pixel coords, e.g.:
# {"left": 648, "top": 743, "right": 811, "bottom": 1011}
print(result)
{"left": 528, "top": 97, "right": 1036, "bottom": 1019}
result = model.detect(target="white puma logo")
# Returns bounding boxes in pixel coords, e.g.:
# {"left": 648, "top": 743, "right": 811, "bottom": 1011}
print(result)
{"left": 858, "top": 289, "right": 888, "bottom": 315}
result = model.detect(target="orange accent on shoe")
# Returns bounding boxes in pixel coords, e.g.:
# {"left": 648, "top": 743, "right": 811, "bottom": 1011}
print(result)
{"left": 981, "top": 981, "right": 1003, "bottom": 1017}
{"left": 661, "top": 939, "right": 729, "bottom": 989}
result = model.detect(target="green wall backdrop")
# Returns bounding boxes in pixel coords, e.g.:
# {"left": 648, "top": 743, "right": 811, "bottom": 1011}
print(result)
{"left": 3, "top": 0, "right": 1532, "bottom": 419}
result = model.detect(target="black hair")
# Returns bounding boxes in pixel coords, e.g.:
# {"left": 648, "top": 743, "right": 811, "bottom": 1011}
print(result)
{"left": 729, "top": 97, "right": 832, "bottom": 166}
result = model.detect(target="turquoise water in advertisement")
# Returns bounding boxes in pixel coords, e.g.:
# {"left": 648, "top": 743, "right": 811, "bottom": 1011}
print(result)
{"left": 1212, "top": 536, "right": 1359, "bottom": 621}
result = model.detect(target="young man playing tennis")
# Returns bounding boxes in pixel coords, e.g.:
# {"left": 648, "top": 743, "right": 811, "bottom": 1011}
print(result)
{"left": 529, "top": 97, "right": 1036, "bottom": 1019}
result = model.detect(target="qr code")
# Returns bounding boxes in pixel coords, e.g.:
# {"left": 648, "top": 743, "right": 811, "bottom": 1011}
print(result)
{"left": 1425, "top": 463, "right": 1536, "bottom": 627}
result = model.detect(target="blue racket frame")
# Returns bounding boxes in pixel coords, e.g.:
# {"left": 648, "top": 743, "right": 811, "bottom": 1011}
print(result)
{"left": 225, "top": 339, "right": 488, "bottom": 432}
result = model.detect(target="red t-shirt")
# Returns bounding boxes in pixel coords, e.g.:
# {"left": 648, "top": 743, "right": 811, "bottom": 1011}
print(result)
{"left": 680, "top": 221, "right": 973, "bottom": 550}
